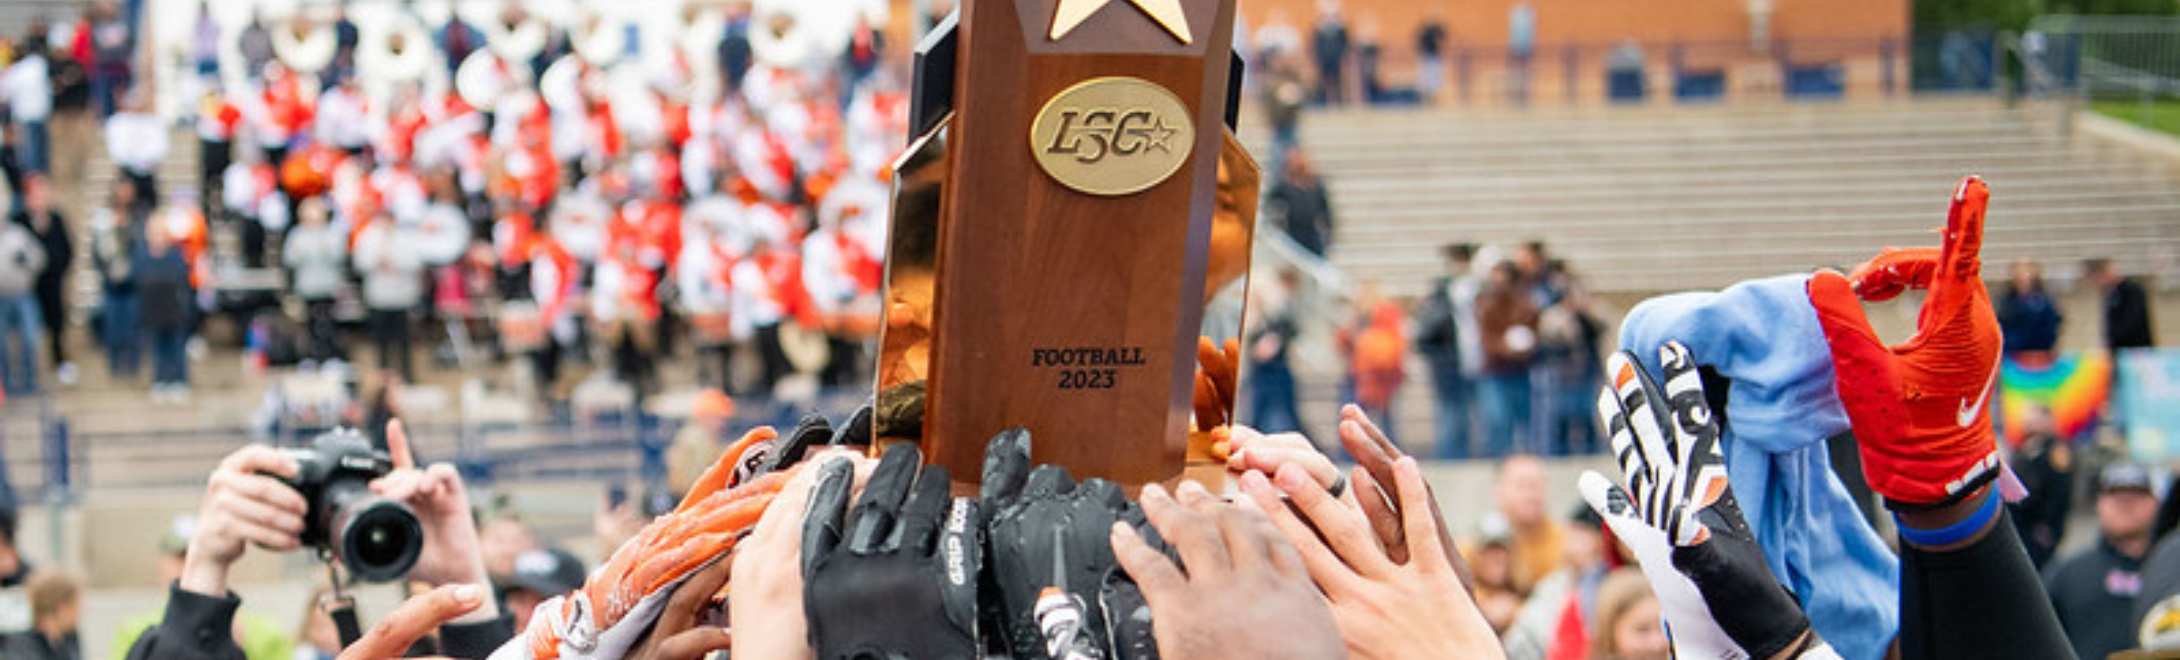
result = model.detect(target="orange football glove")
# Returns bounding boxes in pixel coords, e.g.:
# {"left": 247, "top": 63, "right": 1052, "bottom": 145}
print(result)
{"left": 1806, "top": 176, "right": 2004, "bottom": 508}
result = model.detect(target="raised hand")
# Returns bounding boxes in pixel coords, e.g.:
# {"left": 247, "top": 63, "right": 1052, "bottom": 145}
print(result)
{"left": 370, "top": 421, "right": 493, "bottom": 612}
{"left": 1806, "top": 176, "right": 2004, "bottom": 509}
{"left": 802, "top": 445, "right": 980, "bottom": 659}
{"left": 728, "top": 451, "right": 872, "bottom": 660}
{"left": 339, "top": 584, "right": 486, "bottom": 660}
{"left": 1579, "top": 343, "right": 1830, "bottom": 659}
{"left": 181, "top": 445, "right": 307, "bottom": 597}
{"left": 1221, "top": 406, "right": 1469, "bottom": 584}
{"left": 981, "top": 428, "right": 1165, "bottom": 659}
{"left": 1238, "top": 456, "right": 1499, "bottom": 660}
{"left": 1112, "top": 481, "right": 1347, "bottom": 660}
{"left": 504, "top": 431, "right": 796, "bottom": 659}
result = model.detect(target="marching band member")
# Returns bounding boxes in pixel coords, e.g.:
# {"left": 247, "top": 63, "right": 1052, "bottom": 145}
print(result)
{"left": 221, "top": 147, "right": 287, "bottom": 268}
{"left": 592, "top": 229, "right": 664, "bottom": 396}
{"left": 802, "top": 176, "right": 886, "bottom": 386}
{"left": 246, "top": 62, "right": 314, "bottom": 166}
{"left": 105, "top": 90, "right": 170, "bottom": 203}
{"left": 196, "top": 87, "right": 242, "bottom": 215}
{"left": 353, "top": 212, "right": 425, "bottom": 381}
{"left": 523, "top": 227, "right": 582, "bottom": 404}
{"left": 675, "top": 212, "right": 740, "bottom": 391}
{"left": 842, "top": 81, "right": 908, "bottom": 177}
{"left": 314, "top": 75, "right": 375, "bottom": 156}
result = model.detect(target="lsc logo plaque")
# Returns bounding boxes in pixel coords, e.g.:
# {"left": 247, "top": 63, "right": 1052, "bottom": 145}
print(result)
{"left": 1030, "top": 76, "right": 1196, "bottom": 196}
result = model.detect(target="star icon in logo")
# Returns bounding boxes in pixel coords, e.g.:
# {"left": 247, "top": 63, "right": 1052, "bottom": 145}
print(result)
{"left": 1141, "top": 116, "right": 1179, "bottom": 153}
{"left": 1049, "top": 0, "right": 1193, "bottom": 45}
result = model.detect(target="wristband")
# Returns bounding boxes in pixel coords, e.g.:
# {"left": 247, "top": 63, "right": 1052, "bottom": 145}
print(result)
{"left": 1894, "top": 488, "right": 1998, "bottom": 548}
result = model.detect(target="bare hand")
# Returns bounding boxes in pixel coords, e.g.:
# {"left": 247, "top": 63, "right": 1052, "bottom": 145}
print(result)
{"left": 370, "top": 420, "right": 497, "bottom": 622}
{"left": 182, "top": 445, "right": 307, "bottom": 596}
{"left": 1240, "top": 458, "right": 1501, "bottom": 660}
{"left": 1223, "top": 425, "right": 1341, "bottom": 490}
{"left": 727, "top": 453, "right": 855, "bottom": 660}
{"left": 627, "top": 555, "right": 733, "bottom": 660}
{"left": 1110, "top": 481, "right": 1347, "bottom": 660}
{"left": 336, "top": 584, "right": 484, "bottom": 660}
{"left": 1335, "top": 404, "right": 1468, "bottom": 586}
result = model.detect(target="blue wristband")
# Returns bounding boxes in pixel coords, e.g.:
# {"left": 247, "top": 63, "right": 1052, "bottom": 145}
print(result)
{"left": 1894, "top": 489, "right": 2000, "bottom": 548}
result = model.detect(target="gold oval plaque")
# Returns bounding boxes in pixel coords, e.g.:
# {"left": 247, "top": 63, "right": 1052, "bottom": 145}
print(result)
{"left": 1030, "top": 76, "right": 1195, "bottom": 196}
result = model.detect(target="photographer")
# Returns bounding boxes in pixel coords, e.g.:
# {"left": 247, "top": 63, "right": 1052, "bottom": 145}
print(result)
{"left": 128, "top": 421, "right": 511, "bottom": 660}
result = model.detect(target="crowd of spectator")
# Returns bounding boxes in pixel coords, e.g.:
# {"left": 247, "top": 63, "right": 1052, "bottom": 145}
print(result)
{"left": 0, "top": 2, "right": 901, "bottom": 410}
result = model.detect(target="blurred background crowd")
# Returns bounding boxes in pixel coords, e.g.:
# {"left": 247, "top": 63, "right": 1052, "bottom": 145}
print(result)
{"left": 0, "top": 0, "right": 2168, "bottom": 657}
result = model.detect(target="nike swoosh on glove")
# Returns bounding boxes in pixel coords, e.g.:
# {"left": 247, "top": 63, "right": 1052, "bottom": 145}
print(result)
{"left": 981, "top": 428, "right": 1166, "bottom": 660}
{"left": 1581, "top": 342, "right": 1830, "bottom": 660}
{"left": 492, "top": 430, "right": 792, "bottom": 660}
{"left": 803, "top": 444, "right": 982, "bottom": 659}
{"left": 1806, "top": 176, "right": 2004, "bottom": 508}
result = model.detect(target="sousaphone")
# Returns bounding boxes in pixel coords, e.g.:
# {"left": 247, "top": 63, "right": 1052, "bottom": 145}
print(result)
{"left": 484, "top": 4, "right": 548, "bottom": 63}
{"left": 270, "top": 10, "right": 337, "bottom": 75}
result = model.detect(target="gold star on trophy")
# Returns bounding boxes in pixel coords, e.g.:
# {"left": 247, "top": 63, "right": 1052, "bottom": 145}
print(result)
{"left": 1049, "top": 0, "right": 1193, "bottom": 44}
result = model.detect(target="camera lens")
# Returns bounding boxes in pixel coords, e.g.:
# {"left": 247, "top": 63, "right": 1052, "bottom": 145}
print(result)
{"left": 327, "top": 483, "right": 424, "bottom": 583}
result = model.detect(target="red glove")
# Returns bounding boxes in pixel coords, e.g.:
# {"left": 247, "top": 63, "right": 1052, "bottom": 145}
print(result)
{"left": 1807, "top": 176, "right": 2003, "bottom": 508}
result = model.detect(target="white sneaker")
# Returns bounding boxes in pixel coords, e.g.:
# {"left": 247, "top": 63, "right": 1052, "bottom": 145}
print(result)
{"left": 55, "top": 363, "right": 76, "bottom": 386}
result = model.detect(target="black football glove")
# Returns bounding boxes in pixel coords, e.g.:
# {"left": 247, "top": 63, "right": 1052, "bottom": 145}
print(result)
{"left": 980, "top": 428, "right": 1163, "bottom": 660}
{"left": 803, "top": 444, "right": 982, "bottom": 659}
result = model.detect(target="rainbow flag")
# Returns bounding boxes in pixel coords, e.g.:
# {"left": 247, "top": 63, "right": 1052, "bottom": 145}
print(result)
{"left": 1999, "top": 352, "right": 2112, "bottom": 447}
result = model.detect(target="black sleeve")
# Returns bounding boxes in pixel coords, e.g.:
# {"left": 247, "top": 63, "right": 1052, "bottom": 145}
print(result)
{"left": 125, "top": 583, "right": 248, "bottom": 660}
{"left": 433, "top": 611, "right": 515, "bottom": 659}
{"left": 51, "top": 216, "right": 72, "bottom": 270}
{"left": 1898, "top": 509, "right": 2078, "bottom": 660}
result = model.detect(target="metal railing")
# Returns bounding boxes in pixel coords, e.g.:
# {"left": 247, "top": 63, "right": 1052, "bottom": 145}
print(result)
{"left": 1320, "top": 35, "right": 1911, "bottom": 108}
{"left": 0, "top": 390, "right": 871, "bottom": 500}
{"left": 2012, "top": 15, "right": 2180, "bottom": 130}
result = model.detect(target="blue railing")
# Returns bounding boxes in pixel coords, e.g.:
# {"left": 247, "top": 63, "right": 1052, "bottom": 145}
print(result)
{"left": 0, "top": 390, "right": 872, "bottom": 500}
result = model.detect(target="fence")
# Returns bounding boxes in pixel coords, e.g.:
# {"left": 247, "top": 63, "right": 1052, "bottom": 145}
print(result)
{"left": 1336, "top": 35, "right": 1914, "bottom": 107}
{"left": 2007, "top": 15, "right": 2180, "bottom": 130}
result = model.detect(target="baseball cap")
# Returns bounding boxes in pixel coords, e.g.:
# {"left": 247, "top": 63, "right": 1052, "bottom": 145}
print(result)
{"left": 2099, "top": 462, "right": 2157, "bottom": 495}
{"left": 499, "top": 548, "right": 587, "bottom": 598}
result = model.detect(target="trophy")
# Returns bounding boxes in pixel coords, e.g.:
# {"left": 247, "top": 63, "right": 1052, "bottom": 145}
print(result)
{"left": 872, "top": 0, "right": 1260, "bottom": 486}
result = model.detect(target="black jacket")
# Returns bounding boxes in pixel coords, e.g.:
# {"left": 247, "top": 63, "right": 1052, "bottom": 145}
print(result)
{"left": 1267, "top": 177, "right": 1333, "bottom": 257}
{"left": 126, "top": 583, "right": 514, "bottom": 660}
{"left": 2106, "top": 278, "right": 2155, "bottom": 350}
{"left": 1412, "top": 276, "right": 1461, "bottom": 375}
{"left": 0, "top": 630, "right": 78, "bottom": 660}
{"left": 2045, "top": 537, "right": 2144, "bottom": 660}
{"left": 10, "top": 210, "right": 70, "bottom": 300}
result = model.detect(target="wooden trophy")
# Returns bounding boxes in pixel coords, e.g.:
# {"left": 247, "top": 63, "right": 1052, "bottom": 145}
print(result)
{"left": 871, "top": 0, "right": 1260, "bottom": 487}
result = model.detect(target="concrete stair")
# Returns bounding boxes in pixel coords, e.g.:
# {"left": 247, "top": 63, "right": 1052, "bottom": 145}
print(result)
{"left": 1252, "top": 98, "right": 2180, "bottom": 452}
{"left": 1259, "top": 98, "right": 2180, "bottom": 298}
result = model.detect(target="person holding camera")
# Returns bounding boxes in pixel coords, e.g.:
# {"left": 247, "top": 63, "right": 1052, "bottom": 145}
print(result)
{"left": 127, "top": 421, "right": 512, "bottom": 660}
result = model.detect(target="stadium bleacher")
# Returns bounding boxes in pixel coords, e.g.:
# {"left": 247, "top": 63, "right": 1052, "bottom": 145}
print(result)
{"left": 1276, "top": 98, "right": 2180, "bottom": 297}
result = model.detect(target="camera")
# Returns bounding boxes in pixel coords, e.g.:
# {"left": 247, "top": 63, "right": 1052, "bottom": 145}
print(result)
{"left": 282, "top": 429, "right": 424, "bottom": 583}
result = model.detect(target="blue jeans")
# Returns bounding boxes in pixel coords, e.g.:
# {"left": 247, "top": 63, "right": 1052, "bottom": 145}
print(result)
{"left": 0, "top": 295, "right": 42, "bottom": 394}
{"left": 1431, "top": 371, "right": 1473, "bottom": 459}
{"left": 15, "top": 120, "right": 46, "bottom": 174}
{"left": 101, "top": 291, "right": 141, "bottom": 376}
{"left": 1549, "top": 373, "right": 1602, "bottom": 455}
{"left": 151, "top": 328, "right": 188, "bottom": 385}
{"left": 1479, "top": 371, "right": 1532, "bottom": 457}
{"left": 1246, "top": 362, "right": 1302, "bottom": 434}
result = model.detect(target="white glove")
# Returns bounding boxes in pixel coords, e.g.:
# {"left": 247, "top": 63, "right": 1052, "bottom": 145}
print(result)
{"left": 1580, "top": 342, "right": 1830, "bottom": 660}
